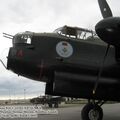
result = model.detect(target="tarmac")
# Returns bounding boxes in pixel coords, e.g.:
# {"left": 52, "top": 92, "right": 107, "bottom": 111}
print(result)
{"left": 0, "top": 103, "right": 120, "bottom": 120}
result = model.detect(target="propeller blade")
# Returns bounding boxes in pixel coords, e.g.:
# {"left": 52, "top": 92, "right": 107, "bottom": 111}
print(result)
{"left": 98, "top": 0, "right": 113, "bottom": 18}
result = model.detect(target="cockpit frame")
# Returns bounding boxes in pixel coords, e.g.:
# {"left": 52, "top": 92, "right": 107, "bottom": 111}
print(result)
{"left": 54, "top": 25, "right": 97, "bottom": 40}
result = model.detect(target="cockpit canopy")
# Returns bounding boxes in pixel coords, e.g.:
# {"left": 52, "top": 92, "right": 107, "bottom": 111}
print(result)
{"left": 54, "top": 25, "right": 96, "bottom": 40}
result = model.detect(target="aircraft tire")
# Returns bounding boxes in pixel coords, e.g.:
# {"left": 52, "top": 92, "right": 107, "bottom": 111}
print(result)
{"left": 81, "top": 103, "right": 103, "bottom": 120}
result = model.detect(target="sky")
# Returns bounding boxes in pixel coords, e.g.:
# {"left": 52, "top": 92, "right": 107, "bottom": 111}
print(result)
{"left": 0, "top": 0, "right": 119, "bottom": 100}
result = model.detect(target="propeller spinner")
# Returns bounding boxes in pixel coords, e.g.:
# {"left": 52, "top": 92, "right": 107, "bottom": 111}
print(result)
{"left": 95, "top": 0, "right": 120, "bottom": 46}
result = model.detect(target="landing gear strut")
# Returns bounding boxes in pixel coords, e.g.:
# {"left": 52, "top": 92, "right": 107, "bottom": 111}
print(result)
{"left": 81, "top": 100, "right": 105, "bottom": 120}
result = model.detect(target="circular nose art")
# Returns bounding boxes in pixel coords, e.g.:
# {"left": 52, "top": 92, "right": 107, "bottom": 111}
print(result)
{"left": 56, "top": 41, "right": 73, "bottom": 58}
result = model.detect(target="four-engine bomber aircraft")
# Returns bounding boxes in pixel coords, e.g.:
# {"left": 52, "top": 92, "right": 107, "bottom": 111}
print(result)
{"left": 2, "top": 0, "right": 120, "bottom": 120}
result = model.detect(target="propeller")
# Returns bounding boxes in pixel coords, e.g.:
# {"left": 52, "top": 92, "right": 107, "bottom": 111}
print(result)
{"left": 98, "top": 0, "right": 113, "bottom": 18}
{"left": 93, "top": 0, "right": 120, "bottom": 95}
{"left": 95, "top": 0, "right": 120, "bottom": 46}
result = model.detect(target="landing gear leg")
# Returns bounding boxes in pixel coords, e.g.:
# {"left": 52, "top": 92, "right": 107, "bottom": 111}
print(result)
{"left": 81, "top": 100, "right": 104, "bottom": 120}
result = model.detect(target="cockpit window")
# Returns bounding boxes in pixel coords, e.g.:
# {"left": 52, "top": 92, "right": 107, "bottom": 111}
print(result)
{"left": 13, "top": 31, "right": 33, "bottom": 44}
{"left": 54, "top": 25, "right": 97, "bottom": 40}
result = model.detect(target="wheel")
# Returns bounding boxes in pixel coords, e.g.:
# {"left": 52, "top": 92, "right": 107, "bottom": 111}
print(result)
{"left": 81, "top": 103, "right": 103, "bottom": 120}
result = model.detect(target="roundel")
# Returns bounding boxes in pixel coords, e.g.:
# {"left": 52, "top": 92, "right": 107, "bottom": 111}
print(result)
{"left": 56, "top": 41, "right": 73, "bottom": 58}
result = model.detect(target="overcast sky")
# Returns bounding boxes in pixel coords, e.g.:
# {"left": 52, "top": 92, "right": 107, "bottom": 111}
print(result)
{"left": 0, "top": 0, "right": 119, "bottom": 100}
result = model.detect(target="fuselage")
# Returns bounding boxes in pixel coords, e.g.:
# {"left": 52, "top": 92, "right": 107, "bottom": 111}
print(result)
{"left": 6, "top": 26, "right": 120, "bottom": 101}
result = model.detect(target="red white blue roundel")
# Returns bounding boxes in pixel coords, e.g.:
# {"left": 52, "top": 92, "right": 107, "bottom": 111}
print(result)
{"left": 56, "top": 41, "right": 73, "bottom": 58}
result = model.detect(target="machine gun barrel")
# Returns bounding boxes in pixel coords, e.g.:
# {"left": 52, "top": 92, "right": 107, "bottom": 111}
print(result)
{"left": 3, "top": 33, "right": 13, "bottom": 39}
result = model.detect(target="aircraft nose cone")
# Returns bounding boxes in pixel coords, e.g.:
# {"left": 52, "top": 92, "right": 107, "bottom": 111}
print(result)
{"left": 95, "top": 17, "right": 120, "bottom": 46}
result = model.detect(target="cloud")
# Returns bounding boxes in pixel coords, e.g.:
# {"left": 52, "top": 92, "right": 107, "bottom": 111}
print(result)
{"left": 0, "top": 0, "right": 100, "bottom": 30}
{"left": 0, "top": 0, "right": 119, "bottom": 99}
{"left": 0, "top": 75, "right": 45, "bottom": 98}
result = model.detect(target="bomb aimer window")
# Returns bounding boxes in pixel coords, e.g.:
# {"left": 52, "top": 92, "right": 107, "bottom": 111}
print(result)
{"left": 13, "top": 31, "right": 33, "bottom": 44}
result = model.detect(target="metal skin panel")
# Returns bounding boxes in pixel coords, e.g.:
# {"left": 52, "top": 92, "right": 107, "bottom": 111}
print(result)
{"left": 46, "top": 71, "right": 120, "bottom": 101}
